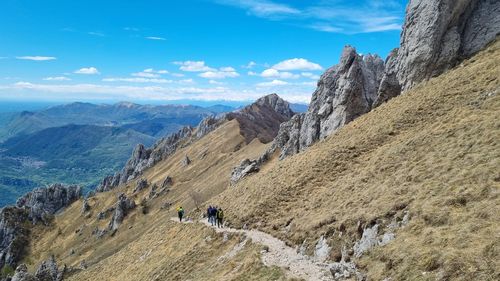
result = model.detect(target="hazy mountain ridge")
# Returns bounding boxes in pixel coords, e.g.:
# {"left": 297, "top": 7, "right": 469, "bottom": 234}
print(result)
{"left": 0, "top": 102, "right": 235, "bottom": 207}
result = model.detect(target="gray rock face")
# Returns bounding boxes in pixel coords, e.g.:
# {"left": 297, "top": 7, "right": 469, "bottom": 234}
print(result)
{"left": 120, "top": 144, "right": 152, "bottom": 184}
{"left": 265, "top": 46, "right": 385, "bottom": 160}
{"left": 16, "top": 183, "right": 81, "bottom": 224}
{"left": 254, "top": 93, "right": 294, "bottom": 119}
{"left": 133, "top": 178, "right": 148, "bottom": 193}
{"left": 108, "top": 193, "right": 136, "bottom": 231}
{"left": 81, "top": 199, "right": 90, "bottom": 214}
{"left": 373, "top": 48, "right": 402, "bottom": 107}
{"left": 11, "top": 264, "right": 37, "bottom": 281}
{"left": 396, "top": 0, "right": 500, "bottom": 91}
{"left": 0, "top": 207, "right": 29, "bottom": 275}
{"left": 34, "top": 256, "right": 62, "bottom": 281}
{"left": 230, "top": 159, "right": 260, "bottom": 185}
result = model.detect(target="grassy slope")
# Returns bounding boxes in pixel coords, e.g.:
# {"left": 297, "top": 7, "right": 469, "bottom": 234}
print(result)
{"left": 215, "top": 40, "right": 500, "bottom": 280}
{"left": 24, "top": 41, "right": 499, "bottom": 280}
{"left": 26, "top": 120, "right": 284, "bottom": 280}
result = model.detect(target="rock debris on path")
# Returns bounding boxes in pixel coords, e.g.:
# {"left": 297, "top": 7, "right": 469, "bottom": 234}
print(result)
{"left": 172, "top": 217, "right": 337, "bottom": 281}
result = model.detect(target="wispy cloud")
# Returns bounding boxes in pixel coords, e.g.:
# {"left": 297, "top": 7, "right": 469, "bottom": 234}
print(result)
{"left": 102, "top": 77, "right": 172, "bottom": 83}
{"left": 16, "top": 56, "right": 56, "bottom": 61}
{"left": 199, "top": 67, "right": 240, "bottom": 79}
{"left": 1, "top": 81, "right": 313, "bottom": 103}
{"left": 256, "top": 79, "right": 288, "bottom": 87}
{"left": 0, "top": 57, "right": 7, "bottom": 60}
{"left": 124, "top": 27, "right": 140, "bottom": 32}
{"left": 88, "top": 31, "right": 105, "bottom": 37}
{"left": 43, "top": 76, "right": 71, "bottom": 81}
{"left": 213, "top": 0, "right": 404, "bottom": 33}
{"left": 215, "top": 0, "right": 299, "bottom": 18}
{"left": 74, "top": 67, "right": 100, "bottom": 75}
{"left": 174, "top": 61, "right": 216, "bottom": 72}
{"left": 145, "top": 36, "right": 166, "bottom": 41}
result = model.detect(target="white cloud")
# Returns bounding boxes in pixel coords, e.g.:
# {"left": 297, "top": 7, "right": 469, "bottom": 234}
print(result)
{"left": 209, "top": 80, "right": 224, "bottom": 85}
{"left": 219, "top": 66, "right": 236, "bottom": 72}
{"left": 178, "top": 79, "right": 195, "bottom": 84}
{"left": 272, "top": 58, "right": 322, "bottom": 71}
{"left": 301, "top": 72, "right": 320, "bottom": 80}
{"left": 43, "top": 76, "right": 71, "bottom": 81}
{"left": 102, "top": 77, "right": 172, "bottom": 83}
{"left": 88, "top": 31, "right": 105, "bottom": 37}
{"left": 145, "top": 36, "right": 166, "bottom": 41}
{"left": 256, "top": 79, "right": 288, "bottom": 87}
{"left": 199, "top": 70, "right": 239, "bottom": 79}
{"left": 74, "top": 67, "right": 100, "bottom": 75}
{"left": 171, "top": 73, "right": 185, "bottom": 77}
{"left": 132, "top": 71, "right": 160, "bottom": 78}
{"left": 243, "top": 61, "right": 257, "bottom": 69}
{"left": 215, "top": 0, "right": 299, "bottom": 18}
{"left": 260, "top": 68, "right": 299, "bottom": 79}
{"left": 16, "top": 56, "right": 56, "bottom": 61}
{"left": 174, "top": 61, "right": 216, "bottom": 72}
{"left": 124, "top": 27, "right": 140, "bottom": 32}
{"left": 157, "top": 70, "right": 169, "bottom": 74}
{"left": 247, "top": 71, "right": 258, "bottom": 76}
{"left": 215, "top": 1, "right": 403, "bottom": 34}
{"left": 199, "top": 66, "right": 240, "bottom": 79}
{"left": 1, "top": 81, "right": 314, "bottom": 103}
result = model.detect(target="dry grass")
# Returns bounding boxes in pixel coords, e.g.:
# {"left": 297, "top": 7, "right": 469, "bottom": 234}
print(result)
{"left": 215, "top": 40, "right": 500, "bottom": 280}
{"left": 25, "top": 119, "right": 285, "bottom": 280}
{"left": 25, "top": 40, "right": 500, "bottom": 281}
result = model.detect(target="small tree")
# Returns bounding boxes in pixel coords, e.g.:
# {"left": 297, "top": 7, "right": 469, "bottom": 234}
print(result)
{"left": 189, "top": 191, "right": 203, "bottom": 211}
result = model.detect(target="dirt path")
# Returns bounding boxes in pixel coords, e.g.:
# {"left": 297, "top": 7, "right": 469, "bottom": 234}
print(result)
{"left": 171, "top": 217, "right": 334, "bottom": 280}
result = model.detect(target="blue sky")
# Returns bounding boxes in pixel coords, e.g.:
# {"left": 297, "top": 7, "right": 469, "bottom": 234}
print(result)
{"left": 0, "top": 0, "right": 407, "bottom": 104}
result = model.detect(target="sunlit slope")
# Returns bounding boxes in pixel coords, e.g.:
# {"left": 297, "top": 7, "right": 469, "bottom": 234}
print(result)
{"left": 25, "top": 119, "right": 279, "bottom": 280}
{"left": 217, "top": 40, "right": 500, "bottom": 280}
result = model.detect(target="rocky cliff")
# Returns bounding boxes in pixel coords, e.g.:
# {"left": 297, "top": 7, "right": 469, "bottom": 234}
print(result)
{"left": 0, "top": 184, "right": 80, "bottom": 279}
{"left": 232, "top": 0, "right": 499, "bottom": 182}
{"left": 395, "top": 0, "right": 500, "bottom": 91}
{"left": 97, "top": 94, "right": 295, "bottom": 192}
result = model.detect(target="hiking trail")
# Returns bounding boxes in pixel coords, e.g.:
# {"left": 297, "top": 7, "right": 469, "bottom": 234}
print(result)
{"left": 171, "top": 217, "right": 336, "bottom": 281}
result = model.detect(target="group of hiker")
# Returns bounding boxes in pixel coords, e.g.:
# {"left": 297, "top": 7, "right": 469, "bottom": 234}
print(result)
{"left": 207, "top": 205, "right": 224, "bottom": 228}
{"left": 175, "top": 205, "right": 224, "bottom": 228}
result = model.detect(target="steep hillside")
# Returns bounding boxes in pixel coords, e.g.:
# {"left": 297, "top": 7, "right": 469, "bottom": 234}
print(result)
{"left": 14, "top": 41, "right": 499, "bottom": 281}
{"left": 217, "top": 40, "right": 500, "bottom": 280}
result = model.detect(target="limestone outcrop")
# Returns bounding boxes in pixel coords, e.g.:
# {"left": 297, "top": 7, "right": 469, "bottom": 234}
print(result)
{"left": 15, "top": 184, "right": 81, "bottom": 225}
{"left": 108, "top": 193, "right": 136, "bottom": 231}
{"left": 395, "top": 0, "right": 500, "bottom": 91}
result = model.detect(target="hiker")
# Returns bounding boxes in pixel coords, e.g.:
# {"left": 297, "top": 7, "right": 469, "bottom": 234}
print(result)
{"left": 177, "top": 206, "right": 184, "bottom": 222}
{"left": 216, "top": 208, "right": 224, "bottom": 228}
{"left": 207, "top": 205, "right": 212, "bottom": 223}
{"left": 210, "top": 206, "right": 218, "bottom": 226}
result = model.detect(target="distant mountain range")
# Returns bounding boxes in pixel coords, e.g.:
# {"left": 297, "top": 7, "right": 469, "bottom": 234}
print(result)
{"left": 0, "top": 101, "right": 234, "bottom": 207}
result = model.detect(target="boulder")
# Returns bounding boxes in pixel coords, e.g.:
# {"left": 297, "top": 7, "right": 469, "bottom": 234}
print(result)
{"left": 34, "top": 256, "right": 62, "bottom": 281}
{"left": 108, "top": 193, "right": 136, "bottom": 231}
{"left": 230, "top": 159, "right": 260, "bottom": 185}
{"left": 11, "top": 264, "right": 37, "bottom": 281}
{"left": 133, "top": 178, "right": 148, "bottom": 193}
{"left": 181, "top": 155, "right": 191, "bottom": 166}
{"left": 81, "top": 199, "right": 90, "bottom": 214}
